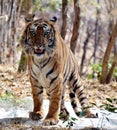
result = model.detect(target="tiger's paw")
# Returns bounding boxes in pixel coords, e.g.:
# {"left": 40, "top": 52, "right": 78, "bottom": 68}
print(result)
{"left": 29, "top": 111, "right": 43, "bottom": 120}
{"left": 85, "top": 110, "right": 98, "bottom": 118}
{"left": 43, "top": 117, "right": 59, "bottom": 126}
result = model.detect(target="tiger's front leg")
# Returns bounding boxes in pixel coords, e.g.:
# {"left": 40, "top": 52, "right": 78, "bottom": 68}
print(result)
{"left": 43, "top": 77, "right": 63, "bottom": 125}
{"left": 29, "top": 77, "right": 44, "bottom": 120}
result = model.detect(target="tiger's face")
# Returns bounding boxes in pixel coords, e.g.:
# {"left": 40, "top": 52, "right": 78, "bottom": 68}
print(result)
{"left": 22, "top": 18, "right": 56, "bottom": 58}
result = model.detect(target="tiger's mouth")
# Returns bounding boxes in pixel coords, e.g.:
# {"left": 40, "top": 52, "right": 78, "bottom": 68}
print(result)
{"left": 34, "top": 48, "right": 45, "bottom": 55}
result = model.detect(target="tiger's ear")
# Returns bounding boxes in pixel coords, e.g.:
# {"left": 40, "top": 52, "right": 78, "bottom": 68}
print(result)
{"left": 50, "top": 16, "right": 57, "bottom": 23}
{"left": 25, "top": 14, "right": 35, "bottom": 23}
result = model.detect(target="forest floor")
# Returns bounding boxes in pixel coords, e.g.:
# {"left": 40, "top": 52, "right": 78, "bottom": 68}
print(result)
{"left": 0, "top": 64, "right": 117, "bottom": 130}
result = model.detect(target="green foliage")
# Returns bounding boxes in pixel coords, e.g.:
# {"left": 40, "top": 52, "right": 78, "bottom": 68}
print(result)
{"left": 88, "top": 61, "right": 117, "bottom": 80}
{"left": 101, "top": 98, "right": 117, "bottom": 113}
{"left": 87, "top": 62, "right": 102, "bottom": 80}
{"left": 22, "top": 0, "right": 27, "bottom": 7}
{"left": 90, "top": 0, "right": 100, "bottom": 9}
{"left": 62, "top": 97, "right": 117, "bottom": 128}
{"left": 113, "top": 67, "right": 117, "bottom": 79}
{"left": 32, "top": 0, "right": 62, "bottom": 12}
{"left": 0, "top": 90, "right": 14, "bottom": 101}
{"left": 76, "top": 111, "right": 86, "bottom": 117}
{"left": 63, "top": 116, "right": 78, "bottom": 128}
{"left": 18, "top": 52, "right": 27, "bottom": 72}
{"left": 90, "top": 98, "right": 117, "bottom": 113}
{"left": 0, "top": 91, "right": 28, "bottom": 105}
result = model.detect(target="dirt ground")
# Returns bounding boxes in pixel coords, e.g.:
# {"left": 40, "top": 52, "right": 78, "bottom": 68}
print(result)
{"left": 0, "top": 64, "right": 117, "bottom": 104}
{"left": 0, "top": 64, "right": 117, "bottom": 130}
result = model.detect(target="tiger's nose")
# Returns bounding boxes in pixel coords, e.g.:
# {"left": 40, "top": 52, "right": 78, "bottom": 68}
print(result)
{"left": 34, "top": 45, "right": 43, "bottom": 50}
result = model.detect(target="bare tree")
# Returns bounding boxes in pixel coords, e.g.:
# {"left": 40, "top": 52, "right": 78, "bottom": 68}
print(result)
{"left": 100, "top": 23, "right": 117, "bottom": 83}
{"left": 106, "top": 51, "right": 117, "bottom": 83}
{"left": 93, "top": 0, "right": 100, "bottom": 64}
{"left": 0, "top": 0, "right": 22, "bottom": 64}
{"left": 70, "top": 0, "right": 80, "bottom": 53}
{"left": 100, "top": 0, "right": 117, "bottom": 83}
{"left": 18, "top": 14, "right": 35, "bottom": 73}
{"left": 80, "top": 28, "right": 95, "bottom": 75}
{"left": 61, "top": 0, "right": 68, "bottom": 39}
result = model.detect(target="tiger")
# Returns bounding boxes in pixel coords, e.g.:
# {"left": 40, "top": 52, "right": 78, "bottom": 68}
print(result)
{"left": 21, "top": 17, "right": 96, "bottom": 125}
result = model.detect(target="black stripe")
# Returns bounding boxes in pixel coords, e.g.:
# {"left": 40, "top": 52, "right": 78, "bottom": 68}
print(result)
{"left": 33, "top": 86, "right": 43, "bottom": 96}
{"left": 69, "top": 92, "right": 75, "bottom": 98}
{"left": 30, "top": 67, "right": 39, "bottom": 82}
{"left": 63, "top": 60, "right": 70, "bottom": 84}
{"left": 34, "top": 85, "right": 40, "bottom": 88}
{"left": 78, "top": 90, "right": 84, "bottom": 98}
{"left": 50, "top": 74, "right": 59, "bottom": 85}
{"left": 60, "top": 108, "right": 69, "bottom": 115}
{"left": 31, "top": 67, "right": 36, "bottom": 76}
{"left": 62, "top": 95, "right": 64, "bottom": 99}
{"left": 34, "top": 90, "right": 43, "bottom": 96}
{"left": 48, "top": 40, "right": 55, "bottom": 48}
{"left": 50, "top": 85, "right": 57, "bottom": 94}
{"left": 73, "top": 79, "right": 77, "bottom": 87}
{"left": 69, "top": 71, "right": 74, "bottom": 81}
{"left": 38, "top": 89, "right": 43, "bottom": 95}
{"left": 34, "top": 85, "right": 43, "bottom": 89}
{"left": 71, "top": 101, "right": 77, "bottom": 108}
{"left": 47, "top": 93, "right": 50, "bottom": 97}
{"left": 41, "top": 57, "right": 51, "bottom": 68}
{"left": 63, "top": 67, "right": 69, "bottom": 83}
{"left": 43, "top": 23, "right": 48, "bottom": 27}
{"left": 79, "top": 97, "right": 87, "bottom": 102}
{"left": 46, "top": 62, "right": 57, "bottom": 78}
{"left": 73, "top": 85, "right": 81, "bottom": 92}
{"left": 76, "top": 112, "right": 80, "bottom": 116}
{"left": 31, "top": 74, "right": 38, "bottom": 82}
{"left": 63, "top": 78, "right": 67, "bottom": 84}
{"left": 80, "top": 97, "right": 87, "bottom": 106}
{"left": 32, "top": 57, "right": 40, "bottom": 68}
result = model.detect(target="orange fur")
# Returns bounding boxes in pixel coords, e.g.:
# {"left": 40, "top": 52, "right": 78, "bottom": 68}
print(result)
{"left": 21, "top": 18, "right": 96, "bottom": 126}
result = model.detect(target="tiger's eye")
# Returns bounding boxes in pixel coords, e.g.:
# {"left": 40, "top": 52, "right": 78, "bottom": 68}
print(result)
{"left": 44, "top": 32, "right": 49, "bottom": 36}
{"left": 30, "top": 31, "right": 36, "bottom": 36}
{"left": 29, "top": 28, "right": 36, "bottom": 37}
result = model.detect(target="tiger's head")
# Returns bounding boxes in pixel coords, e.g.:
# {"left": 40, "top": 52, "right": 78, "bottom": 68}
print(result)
{"left": 21, "top": 17, "right": 57, "bottom": 58}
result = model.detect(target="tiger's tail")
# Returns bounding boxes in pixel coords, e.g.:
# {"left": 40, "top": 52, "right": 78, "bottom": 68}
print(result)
{"left": 69, "top": 72, "right": 91, "bottom": 117}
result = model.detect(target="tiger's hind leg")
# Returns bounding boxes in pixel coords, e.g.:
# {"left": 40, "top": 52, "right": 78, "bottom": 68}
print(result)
{"left": 29, "top": 77, "right": 44, "bottom": 120}
{"left": 69, "top": 89, "right": 82, "bottom": 117}
{"left": 59, "top": 87, "right": 69, "bottom": 120}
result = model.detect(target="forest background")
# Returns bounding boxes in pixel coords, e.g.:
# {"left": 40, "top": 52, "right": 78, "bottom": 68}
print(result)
{"left": 0, "top": 0, "right": 117, "bottom": 129}
{"left": 0, "top": 0, "right": 117, "bottom": 83}
{"left": 1, "top": 0, "right": 117, "bottom": 84}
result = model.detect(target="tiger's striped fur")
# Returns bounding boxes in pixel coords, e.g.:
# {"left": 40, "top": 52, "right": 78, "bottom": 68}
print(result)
{"left": 21, "top": 17, "right": 95, "bottom": 125}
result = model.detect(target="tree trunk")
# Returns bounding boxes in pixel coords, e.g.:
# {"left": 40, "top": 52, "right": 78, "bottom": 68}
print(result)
{"left": 106, "top": 54, "right": 117, "bottom": 83}
{"left": 93, "top": 0, "right": 100, "bottom": 64}
{"left": 70, "top": 0, "right": 80, "bottom": 53}
{"left": 24, "top": 0, "right": 33, "bottom": 15}
{"left": 100, "top": 23, "right": 117, "bottom": 83}
{"left": 17, "top": 14, "right": 35, "bottom": 73}
{"left": 17, "top": 0, "right": 33, "bottom": 73}
{"left": 80, "top": 28, "right": 95, "bottom": 75}
{"left": 0, "top": 0, "right": 23, "bottom": 64}
{"left": 61, "top": 0, "right": 68, "bottom": 39}
{"left": 17, "top": 51, "right": 27, "bottom": 72}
